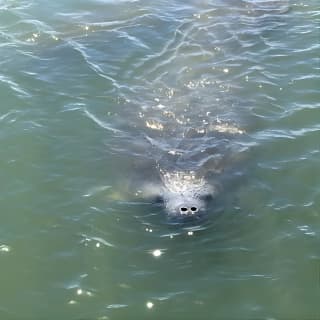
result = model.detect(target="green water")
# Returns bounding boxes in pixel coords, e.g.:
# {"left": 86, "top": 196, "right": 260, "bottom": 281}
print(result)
{"left": 0, "top": 0, "right": 319, "bottom": 319}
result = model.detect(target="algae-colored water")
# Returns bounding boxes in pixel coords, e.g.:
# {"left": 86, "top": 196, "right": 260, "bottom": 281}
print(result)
{"left": 0, "top": 1, "right": 319, "bottom": 319}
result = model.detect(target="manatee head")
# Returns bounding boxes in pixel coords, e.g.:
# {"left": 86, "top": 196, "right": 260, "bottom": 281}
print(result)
{"left": 159, "top": 170, "right": 214, "bottom": 217}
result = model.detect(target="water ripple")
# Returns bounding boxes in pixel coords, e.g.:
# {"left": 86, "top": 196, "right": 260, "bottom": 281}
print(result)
{"left": 0, "top": 74, "right": 31, "bottom": 97}
{"left": 68, "top": 40, "right": 121, "bottom": 88}
{"left": 83, "top": 108, "right": 123, "bottom": 134}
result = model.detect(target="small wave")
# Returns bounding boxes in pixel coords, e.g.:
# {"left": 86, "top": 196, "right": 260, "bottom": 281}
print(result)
{"left": 67, "top": 39, "right": 121, "bottom": 88}
{"left": 0, "top": 74, "right": 31, "bottom": 97}
{"left": 107, "top": 304, "right": 128, "bottom": 309}
{"left": 81, "top": 234, "right": 115, "bottom": 248}
{"left": 83, "top": 108, "right": 122, "bottom": 134}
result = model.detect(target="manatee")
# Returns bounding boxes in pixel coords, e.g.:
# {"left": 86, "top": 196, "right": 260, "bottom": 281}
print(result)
{"left": 75, "top": 1, "right": 290, "bottom": 218}
{"left": 130, "top": 121, "right": 246, "bottom": 219}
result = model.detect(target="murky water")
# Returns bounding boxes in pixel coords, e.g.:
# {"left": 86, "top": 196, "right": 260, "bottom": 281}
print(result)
{"left": 0, "top": 0, "right": 319, "bottom": 319}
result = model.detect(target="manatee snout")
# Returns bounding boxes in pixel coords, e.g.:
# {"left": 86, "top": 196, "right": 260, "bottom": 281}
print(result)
{"left": 164, "top": 194, "right": 210, "bottom": 217}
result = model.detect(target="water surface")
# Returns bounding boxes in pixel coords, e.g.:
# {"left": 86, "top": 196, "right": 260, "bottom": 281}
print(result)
{"left": 0, "top": 0, "right": 319, "bottom": 319}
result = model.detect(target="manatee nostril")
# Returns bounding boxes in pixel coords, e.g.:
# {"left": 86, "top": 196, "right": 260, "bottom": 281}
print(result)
{"left": 180, "top": 207, "right": 188, "bottom": 213}
{"left": 190, "top": 206, "right": 198, "bottom": 212}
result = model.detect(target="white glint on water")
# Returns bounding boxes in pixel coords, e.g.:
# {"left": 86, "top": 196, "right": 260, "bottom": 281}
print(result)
{"left": 151, "top": 249, "right": 162, "bottom": 257}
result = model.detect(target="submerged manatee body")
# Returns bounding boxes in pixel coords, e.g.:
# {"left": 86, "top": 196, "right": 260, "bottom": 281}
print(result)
{"left": 117, "top": 2, "right": 291, "bottom": 218}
